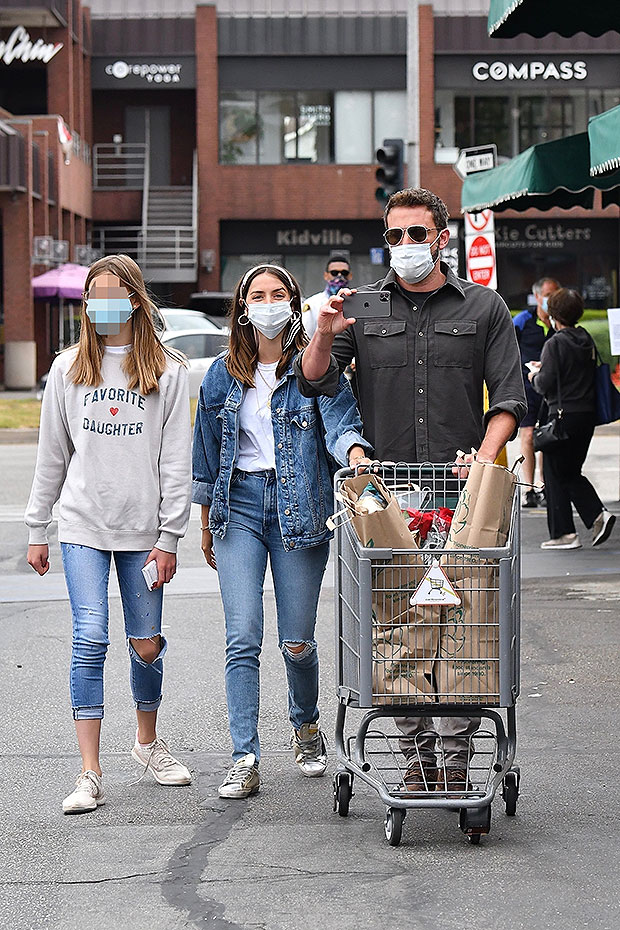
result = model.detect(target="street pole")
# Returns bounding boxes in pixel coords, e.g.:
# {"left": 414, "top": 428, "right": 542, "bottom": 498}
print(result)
{"left": 407, "top": 0, "right": 420, "bottom": 189}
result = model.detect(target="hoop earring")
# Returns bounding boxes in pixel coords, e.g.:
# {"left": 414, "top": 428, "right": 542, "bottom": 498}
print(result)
{"left": 238, "top": 313, "right": 250, "bottom": 326}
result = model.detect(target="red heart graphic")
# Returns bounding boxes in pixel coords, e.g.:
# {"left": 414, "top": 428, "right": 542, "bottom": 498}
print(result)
{"left": 110, "top": 407, "right": 119, "bottom": 416}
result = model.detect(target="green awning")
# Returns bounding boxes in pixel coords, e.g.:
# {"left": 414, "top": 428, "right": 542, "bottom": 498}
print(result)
{"left": 461, "top": 132, "right": 620, "bottom": 213}
{"left": 488, "top": 0, "right": 619, "bottom": 37}
{"left": 589, "top": 105, "right": 620, "bottom": 176}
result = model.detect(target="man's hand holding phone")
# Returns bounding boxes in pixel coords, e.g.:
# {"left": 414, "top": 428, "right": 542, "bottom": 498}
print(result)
{"left": 316, "top": 288, "right": 357, "bottom": 337}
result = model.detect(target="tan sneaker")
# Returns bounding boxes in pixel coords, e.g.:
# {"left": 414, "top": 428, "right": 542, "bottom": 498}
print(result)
{"left": 592, "top": 511, "right": 615, "bottom": 547}
{"left": 62, "top": 770, "right": 106, "bottom": 814}
{"left": 218, "top": 754, "right": 260, "bottom": 799}
{"left": 131, "top": 734, "right": 192, "bottom": 786}
{"left": 540, "top": 533, "right": 581, "bottom": 550}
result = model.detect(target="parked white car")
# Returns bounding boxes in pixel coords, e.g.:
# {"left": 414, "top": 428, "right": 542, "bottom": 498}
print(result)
{"left": 157, "top": 307, "right": 229, "bottom": 334}
{"left": 161, "top": 327, "right": 228, "bottom": 396}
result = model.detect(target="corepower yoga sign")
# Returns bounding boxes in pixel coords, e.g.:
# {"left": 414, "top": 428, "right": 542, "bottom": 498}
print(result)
{"left": 0, "top": 26, "right": 63, "bottom": 65}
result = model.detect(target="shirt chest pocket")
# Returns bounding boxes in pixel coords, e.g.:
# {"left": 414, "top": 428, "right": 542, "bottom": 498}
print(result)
{"left": 433, "top": 320, "right": 477, "bottom": 369}
{"left": 363, "top": 321, "right": 407, "bottom": 369}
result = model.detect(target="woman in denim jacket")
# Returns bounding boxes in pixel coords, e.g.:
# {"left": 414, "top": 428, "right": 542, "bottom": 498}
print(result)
{"left": 192, "top": 264, "right": 371, "bottom": 799}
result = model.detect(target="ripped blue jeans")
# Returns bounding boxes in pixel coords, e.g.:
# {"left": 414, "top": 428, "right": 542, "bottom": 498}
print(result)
{"left": 213, "top": 470, "right": 330, "bottom": 762}
{"left": 61, "top": 544, "right": 167, "bottom": 720}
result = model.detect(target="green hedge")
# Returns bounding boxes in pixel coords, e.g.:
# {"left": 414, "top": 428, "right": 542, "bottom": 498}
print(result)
{"left": 510, "top": 308, "right": 616, "bottom": 366}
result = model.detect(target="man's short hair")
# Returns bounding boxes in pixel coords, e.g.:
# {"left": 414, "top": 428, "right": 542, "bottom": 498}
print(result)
{"left": 548, "top": 288, "right": 583, "bottom": 326}
{"left": 384, "top": 188, "right": 450, "bottom": 231}
{"left": 532, "top": 276, "right": 561, "bottom": 296}
{"left": 326, "top": 253, "right": 350, "bottom": 271}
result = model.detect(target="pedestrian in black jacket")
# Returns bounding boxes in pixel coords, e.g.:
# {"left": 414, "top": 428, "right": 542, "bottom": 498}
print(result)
{"left": 529, "top": 288, "right": 615, "bottom": 549}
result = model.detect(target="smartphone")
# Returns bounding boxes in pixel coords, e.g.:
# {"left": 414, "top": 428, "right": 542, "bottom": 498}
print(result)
{"left": 343, "top": 290, "right": 392, "bottom": 319}
{"left": 141, "top": 560, "right": 159, "bottom": 591}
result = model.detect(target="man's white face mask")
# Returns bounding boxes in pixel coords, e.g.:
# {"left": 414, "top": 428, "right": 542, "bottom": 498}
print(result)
{"left": 389, "top": 232, "right": 442, "bottom": 284}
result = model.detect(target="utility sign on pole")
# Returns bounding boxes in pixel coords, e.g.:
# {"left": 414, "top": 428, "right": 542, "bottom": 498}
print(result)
{"left": 464, "top": 210, "right": 497, "bottom": 290}
{"left": 453, "top": 144, "right": 497, "bottom": 181}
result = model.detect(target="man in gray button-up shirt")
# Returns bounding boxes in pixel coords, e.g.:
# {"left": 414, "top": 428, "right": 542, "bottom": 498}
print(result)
{"left": 294, "top": 187, "right": 526, "bottom": 792}
{"left": 295, "top": 189, "right": 526, "bottom": 466}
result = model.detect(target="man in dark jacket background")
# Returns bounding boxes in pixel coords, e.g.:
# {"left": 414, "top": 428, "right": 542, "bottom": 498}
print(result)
{"left": 513, "top": 276, "right": 559, "bottom": 506}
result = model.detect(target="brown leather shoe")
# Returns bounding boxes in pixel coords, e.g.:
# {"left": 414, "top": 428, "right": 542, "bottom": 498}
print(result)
{"left": 437, "top": 768, "right": 472, "bottom": 797}
{"left": 403, "top": 762, "right": 438, "bottom": 792}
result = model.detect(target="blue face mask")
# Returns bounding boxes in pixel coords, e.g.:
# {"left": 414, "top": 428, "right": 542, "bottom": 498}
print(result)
{"left": 541, "top": 296, "right": 549, "bottom": 312}
{"left": 85, "top": 297, "right": 135, "bottom": 335}
{"left": 325, "top": 275, "right": 349, "bottom": 297}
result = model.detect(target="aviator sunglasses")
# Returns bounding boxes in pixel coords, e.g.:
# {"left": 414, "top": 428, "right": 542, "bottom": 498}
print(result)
{"left": 383, "top": 225, "right": 442, "bottom": 247}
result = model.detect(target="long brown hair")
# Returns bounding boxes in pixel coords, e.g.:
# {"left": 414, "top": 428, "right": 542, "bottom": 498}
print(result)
{"left": 68, "top": 254, "right": 180, "bottom": 395}
{"left": 226, "top": 264, "right": 308, "bottom": 387}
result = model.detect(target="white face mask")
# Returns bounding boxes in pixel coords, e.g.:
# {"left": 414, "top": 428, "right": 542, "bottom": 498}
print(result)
{"left": 245, "top": 301, "right": 293, "bottom": 340}
{"left": 390, "top": 234, "right": 441, "bottom": 284}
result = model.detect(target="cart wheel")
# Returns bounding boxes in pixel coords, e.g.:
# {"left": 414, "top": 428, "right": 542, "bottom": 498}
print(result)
{"left": 333, "top": 772, "right": 353, "bottom": 817}
{"left": 459, "top": 805, "right": 491, "bottom": 842}
{"left": 384, "top": 807, "right": 405, "bottom": 847}
{"left": 503, "top": 769, "right": 519, "bottom": 817}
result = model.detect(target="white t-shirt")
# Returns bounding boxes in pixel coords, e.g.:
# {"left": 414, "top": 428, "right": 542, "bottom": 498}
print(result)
{"left": 236, "top": 361, "right": 281, "bottom": 471}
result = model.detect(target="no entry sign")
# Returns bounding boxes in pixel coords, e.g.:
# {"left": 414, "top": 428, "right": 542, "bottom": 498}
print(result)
{"left": 464, "top": 211, "right": 497, "bottom": 290}
{"left": 467, "top": 235, "right": 496, "bottom": 288}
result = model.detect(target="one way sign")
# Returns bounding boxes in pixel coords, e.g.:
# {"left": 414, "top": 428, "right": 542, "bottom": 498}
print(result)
{"left": 452, "top": 144, "right": 497, "bottom": 181}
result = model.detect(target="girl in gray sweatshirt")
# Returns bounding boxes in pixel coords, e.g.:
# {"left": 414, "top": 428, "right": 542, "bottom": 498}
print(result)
{"left": 25, "top": 254, "right": 193, "bottom": 814}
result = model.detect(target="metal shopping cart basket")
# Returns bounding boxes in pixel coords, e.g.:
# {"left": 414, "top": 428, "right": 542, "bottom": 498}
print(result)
{"left": 332, "top": 462, "right": 520, "bottom": 846}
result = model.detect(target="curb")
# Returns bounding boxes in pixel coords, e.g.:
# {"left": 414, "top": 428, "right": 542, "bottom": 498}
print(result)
{"left": 0, "top": 428, "right": 39, "bottom": 444}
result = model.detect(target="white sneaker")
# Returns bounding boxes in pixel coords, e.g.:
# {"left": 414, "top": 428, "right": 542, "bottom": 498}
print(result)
{"left": 540, "top": 533, "right": 582, "bottom": 550}
{"left": 592, "top": 511, "right": 616, "bottom": 547}
{"left": 218, "top": 754, "right": 260, "bottom": 799}
{"left": 131, "top": 734, "right": 192, "bottom": 786}
{"left": 62, "top": 770, "right": 105, "bottom": 814}
{"left": 292, "top": 722, "right": 328, "bottom": 777}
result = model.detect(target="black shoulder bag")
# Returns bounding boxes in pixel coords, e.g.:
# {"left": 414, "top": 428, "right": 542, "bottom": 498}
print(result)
{"left": 532, "top": 353, "right": 568, "bottom": 453}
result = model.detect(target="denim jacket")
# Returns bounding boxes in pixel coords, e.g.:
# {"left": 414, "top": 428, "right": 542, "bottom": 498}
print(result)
{"left": 192, "top": 355, "right": 372, "bottom": 551}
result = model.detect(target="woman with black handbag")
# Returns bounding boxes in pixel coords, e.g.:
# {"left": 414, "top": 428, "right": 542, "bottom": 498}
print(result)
{"left": 528, "top": 288, "right": 615, "bottom": 550}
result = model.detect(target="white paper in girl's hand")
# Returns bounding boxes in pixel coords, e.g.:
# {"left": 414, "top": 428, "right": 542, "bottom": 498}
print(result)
{"left": 141, "top": 560, "right": 159, "bottom": 591}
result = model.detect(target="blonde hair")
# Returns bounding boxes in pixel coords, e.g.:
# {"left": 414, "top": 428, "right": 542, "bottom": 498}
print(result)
{"left": 226, "top": 265, "right": 307, "bottom": 387}
{"left": 68, "top": 254, "right": 180, "bottom": 395}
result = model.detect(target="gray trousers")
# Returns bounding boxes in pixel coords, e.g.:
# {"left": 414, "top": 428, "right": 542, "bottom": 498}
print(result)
{"left": 396, "top": 715, "right": 481, "bottom": 770}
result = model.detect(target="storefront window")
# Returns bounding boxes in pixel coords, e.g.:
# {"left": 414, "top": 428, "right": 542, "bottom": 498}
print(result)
{"left": 219, "top": 90, "right": 260, "bottom": 165}
{"left": 334, "top": 91, "right": 372, "bottom": 164}
{"left": 220, "top": 90, "right": 405, "bottom": 164}
{"left": 440, "top": 89, "right": 615, "bottom": 162}
{"left": 519, "top": 96, "right": 574, "bottom": 149}
{"left": 455, "top": 96, "right": 511, "bottom": 157}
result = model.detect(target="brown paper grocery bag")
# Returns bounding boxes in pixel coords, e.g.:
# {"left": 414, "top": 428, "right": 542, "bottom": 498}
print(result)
{"left": 435, "top": 563, "right": 500, "bottom": 705}
{"left": 446, "top": 459, "right": 517, "bottom": 552}
{"left": 371, "top": 554, "right": 440, "bottom": 705}
{"left": 336, "top": 473, "right": 416, "bottom": 550}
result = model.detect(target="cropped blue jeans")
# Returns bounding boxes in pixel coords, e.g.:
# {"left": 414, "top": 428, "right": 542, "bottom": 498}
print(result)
{"left": 213, "top": 470, "right": 330, "bottom": 763}
{"left": 61, "top": 543, "right": 167, "bottom": 720}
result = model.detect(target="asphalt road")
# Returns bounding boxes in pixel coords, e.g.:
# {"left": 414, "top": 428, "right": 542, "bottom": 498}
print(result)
{"left": 1, "top": 431, "right": 619, "bottom": 930}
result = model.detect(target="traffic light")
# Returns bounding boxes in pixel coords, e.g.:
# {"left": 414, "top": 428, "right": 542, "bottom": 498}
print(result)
{"left": 375, "top": 138, "right": 404, "bottom": 205}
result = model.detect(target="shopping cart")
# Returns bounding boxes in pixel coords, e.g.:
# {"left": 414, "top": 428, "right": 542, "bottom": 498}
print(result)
{"left": 332, "top": 462, "right": 520, "bottom": 846}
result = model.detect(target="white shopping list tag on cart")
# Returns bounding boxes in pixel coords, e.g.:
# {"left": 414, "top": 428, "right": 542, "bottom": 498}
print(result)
{"left": 409, "top": 560, "right": 461, "bottom": 606}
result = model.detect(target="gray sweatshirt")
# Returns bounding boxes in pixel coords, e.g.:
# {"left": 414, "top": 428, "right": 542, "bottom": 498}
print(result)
{"left": 25, "top": 346, "right": 191, "bottom": 553}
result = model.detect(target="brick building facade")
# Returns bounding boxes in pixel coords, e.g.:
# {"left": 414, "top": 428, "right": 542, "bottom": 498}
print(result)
{"left": 1, "top": 0, "right": 618, "bottom": 387}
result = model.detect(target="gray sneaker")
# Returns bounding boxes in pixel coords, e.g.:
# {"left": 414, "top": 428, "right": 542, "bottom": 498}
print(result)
{"left": 218, "top": 753, "right": 260, "bottom": 799}
{"left": 292, "top": 722, "right": 327, "bottom": 777}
